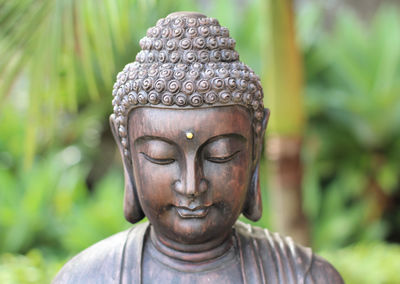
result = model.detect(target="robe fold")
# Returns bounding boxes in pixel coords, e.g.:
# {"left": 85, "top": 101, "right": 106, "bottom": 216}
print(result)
{"left": 53, "top": 221, "right": 343, "bottom": 284}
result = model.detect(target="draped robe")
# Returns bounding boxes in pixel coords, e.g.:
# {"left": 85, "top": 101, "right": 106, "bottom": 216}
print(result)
{"left": 53, "top": 221, "right": 343, "bottom": 284}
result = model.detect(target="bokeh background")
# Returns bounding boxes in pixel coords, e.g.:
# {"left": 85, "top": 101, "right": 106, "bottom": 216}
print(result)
{"left": 1, "top": 0, "right": 400, "bottom": 283}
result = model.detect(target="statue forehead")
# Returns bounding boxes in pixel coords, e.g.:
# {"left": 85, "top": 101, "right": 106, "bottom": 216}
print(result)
{"left": 128, "top": 105, "right": 252, "bottom": 142}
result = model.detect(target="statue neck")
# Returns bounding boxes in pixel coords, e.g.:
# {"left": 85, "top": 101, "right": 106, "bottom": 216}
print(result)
{"left": 149, "top": 225, "right": 233, "bottom": 263}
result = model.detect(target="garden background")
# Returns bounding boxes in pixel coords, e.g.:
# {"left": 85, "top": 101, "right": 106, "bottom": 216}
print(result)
{"left": 1, "top": 0, "right": 400, "bottom": 283}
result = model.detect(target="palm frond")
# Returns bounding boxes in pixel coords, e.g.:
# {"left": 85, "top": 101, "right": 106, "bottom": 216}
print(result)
{"left": 0, "top": 0, "right": 198, "bottom": 166}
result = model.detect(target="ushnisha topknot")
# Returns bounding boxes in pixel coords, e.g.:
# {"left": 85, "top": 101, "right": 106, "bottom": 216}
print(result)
{"left": 112, "top": 12, "right": 265, "bottom": 158}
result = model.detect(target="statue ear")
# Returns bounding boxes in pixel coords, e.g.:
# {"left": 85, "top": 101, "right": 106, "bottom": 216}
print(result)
{"left": 109, "top": 114, "right": 145, "bottom": 224}
{"left": 242, "top": 108, "right": 270, "bottom": 221}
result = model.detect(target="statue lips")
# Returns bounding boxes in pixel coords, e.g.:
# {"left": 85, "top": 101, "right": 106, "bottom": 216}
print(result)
{"left": 175, "top": 205, "right": 211, "bottom": 219}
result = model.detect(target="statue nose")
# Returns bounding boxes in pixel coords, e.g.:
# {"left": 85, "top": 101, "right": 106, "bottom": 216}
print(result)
{"left": 172, "top": 157, "right": 208, "bottom": 196}
{"left": 173, "top": 179, "right": 208, "bottom": 197}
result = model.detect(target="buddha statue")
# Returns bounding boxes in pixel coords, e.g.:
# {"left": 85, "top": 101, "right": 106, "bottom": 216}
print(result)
{"left": 53, "top": 11, "right": 343, "bottom": 284}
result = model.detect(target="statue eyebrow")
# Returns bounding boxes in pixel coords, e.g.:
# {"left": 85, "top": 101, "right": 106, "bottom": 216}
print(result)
{"left": 134, "top": 133, "right": 247, "bottom": 150}
{"left": 202, "top": 133, "right": 247, "bottom": 146}
{"left": 134, "top": 135, "right": 177, "bottom": 147}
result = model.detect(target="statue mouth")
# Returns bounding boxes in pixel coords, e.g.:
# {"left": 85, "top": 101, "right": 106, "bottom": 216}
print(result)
{"left": 175, "top": 206, "right": 210, "bottom": 219}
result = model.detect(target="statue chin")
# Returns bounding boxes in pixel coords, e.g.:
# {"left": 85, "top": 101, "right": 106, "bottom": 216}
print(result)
{"left": 53, "top": 11, "right": 344, "bottom": 284}
{"left": 147, "top": 205, "right": 238, "bottom": 248}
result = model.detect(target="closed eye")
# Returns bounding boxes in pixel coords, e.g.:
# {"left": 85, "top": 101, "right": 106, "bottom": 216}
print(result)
{"left": 206, "top": 150, "right": 240, "bottom": 163}
{"left": 140, "top": 152, "right": 175, "bottom": 165}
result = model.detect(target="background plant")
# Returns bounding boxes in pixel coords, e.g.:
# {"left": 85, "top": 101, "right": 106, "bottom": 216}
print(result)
{"left": 299, "top": 3, "right": 400, "bottom": 249}
{"left": 1, "top": 1, "right": 400, "bottom": 283}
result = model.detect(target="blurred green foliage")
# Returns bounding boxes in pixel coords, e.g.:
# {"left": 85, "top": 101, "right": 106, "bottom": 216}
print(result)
{"left": 299, "top": 3, "right": 400, "bottom": 250}
{"left": 0, "top": 250, "right": 62, "bottom": 284}
{"left": 321, "top": 242, "right": 400, "bottom": 284}
{"left": 1, "top": 0, "right": 400, "bottom": 283}
{"left": 0, "top": 105, "right": 129, "bottom": 257}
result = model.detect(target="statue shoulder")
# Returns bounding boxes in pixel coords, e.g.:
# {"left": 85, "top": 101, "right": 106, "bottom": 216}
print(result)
{"left": 52, "top": 222, "right": 149, "bottom": 284}
{"left": 234, "top": 221, "right": 343, "bottom": 283}
{"left": 305, "top": 254, "right": 344, "bottom": 284}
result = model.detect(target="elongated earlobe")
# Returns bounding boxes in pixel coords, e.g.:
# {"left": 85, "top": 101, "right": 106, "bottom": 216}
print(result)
{"left": 110, "top": 115, "right": 145, "bottom": 224}
{"left": 242, "top": 108, "right": 269, "bottom": 222}
{"left": 243, "top": 165, "right": 262, "bottom": 221}
{"left": 122, "top": 166, "right": 145, "bottom": 224}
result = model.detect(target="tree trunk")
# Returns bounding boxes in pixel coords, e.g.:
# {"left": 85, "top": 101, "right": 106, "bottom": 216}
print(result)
{"left": 267, "top": 136, "right": 309, "bottom": 245}
{"left": 262, "top": 0, "right": 310, "bottom": 245}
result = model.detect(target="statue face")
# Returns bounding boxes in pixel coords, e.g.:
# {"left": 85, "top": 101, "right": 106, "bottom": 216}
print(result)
{"left": 128, "top": 106, "right": 253, "bottom": 244}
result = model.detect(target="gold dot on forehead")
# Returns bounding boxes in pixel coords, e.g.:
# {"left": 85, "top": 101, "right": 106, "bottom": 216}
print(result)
{"left": 185, "top": 132, "right": 194, "bottom": 140}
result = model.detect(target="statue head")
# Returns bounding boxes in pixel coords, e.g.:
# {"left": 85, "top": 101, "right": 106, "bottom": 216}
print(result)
{"left": 110, "top": 12, "right": 269, "bottom": 244}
